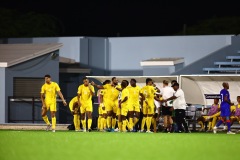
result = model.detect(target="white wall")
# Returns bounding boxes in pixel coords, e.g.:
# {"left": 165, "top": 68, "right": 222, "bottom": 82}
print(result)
{"left": 0, "top": 68, "right": 5, "bottom": 123}
{"left": 108, "top": 35, "right": 232, "bottom": 70}
{"left": 8, "top": 37, "right": 83, "bottom": 62}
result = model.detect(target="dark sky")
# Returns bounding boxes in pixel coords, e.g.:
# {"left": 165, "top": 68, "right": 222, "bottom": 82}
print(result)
{"left": 2, "top": 0, "right": 240, "bottom": 37}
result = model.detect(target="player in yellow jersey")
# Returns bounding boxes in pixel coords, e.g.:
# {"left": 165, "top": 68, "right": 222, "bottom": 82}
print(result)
{"left": 77, "top": 77, "right": 95, "bottom": 132}
{"left": 127, "top": 79, "right": 141, "bottom": 132}
{"left": 140, "top": 78, "right": 156, "bottom": 133}
{"left": 69, "top": 97, "right": 80, "bottom": 131}
{"left": 97, "top": 80, "right": 111, "bottom": 131}
{"left": 119, "top": 80, "right": 129, "bottom": 132}
{"left": 91, "top": 77, "right": 120, "bottom": 132}
{"left": 41, "top": 74, "right": 67, "bottom": 132}
{"left": 69, "top": 96, "right": 80, "bottom": 131}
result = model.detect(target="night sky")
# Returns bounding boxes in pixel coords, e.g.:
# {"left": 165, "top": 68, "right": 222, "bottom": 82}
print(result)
{"left": 1, "top": 0, "right": 240, "bottom": 37}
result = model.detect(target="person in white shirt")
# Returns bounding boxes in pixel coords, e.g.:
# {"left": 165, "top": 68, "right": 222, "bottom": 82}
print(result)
{"left": 164, "top": 82, "right": 190, "bottom": 133}
{"left": 160, "top": 80, "right": 175, "bottom": 132}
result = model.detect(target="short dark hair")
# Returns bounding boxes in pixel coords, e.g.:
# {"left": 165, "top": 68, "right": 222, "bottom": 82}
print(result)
{"left": 44, "top": 74, "right": 51, "bottom": 78}
{"left": 172, "top": 82, "right": 179, "bottom": 87}
{"left": 112, "top": 77, "right": 116, "bottom": 81}
{"left": 237, "top": 96, "right": 240, "bottom": 99}
{"left": 103, "top": 80, "right": 111, "bottom": 85}
{"left": 171, "top": 80, "right": 177, "bottom": 85}
{"left": 82, "top": 77, "right": 88, "bottom": 81}
{"left": 131, "top": 79, "right": 137, "bottom": 83}
{"left": 121, "top": 81, "right": 127, "bottom": 88}
{"left": 146, "top": 78, "right": 152, "bottom": 84}
{"left": 123, "top": 80, "right": 129, "bottom": 86}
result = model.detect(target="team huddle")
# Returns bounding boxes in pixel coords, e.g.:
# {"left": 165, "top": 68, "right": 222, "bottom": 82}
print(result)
{"left": 40, "top": 74, "right": 239, "bottom": 134}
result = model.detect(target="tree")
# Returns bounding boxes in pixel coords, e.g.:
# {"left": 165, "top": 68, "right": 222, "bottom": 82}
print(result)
{"left": 183, "top": 16, "right": 240, "bottom": 35}
{"left": 0, "top": 8, "right": 62, "bottom": 38}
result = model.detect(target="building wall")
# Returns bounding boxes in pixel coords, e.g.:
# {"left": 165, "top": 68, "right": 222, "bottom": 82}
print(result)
{"left": 8, "top": 37, "right": 82, "bottom": 62}
{"left": 108, "top": 35, "right": 232, "bottom": 75}
{"left": 5, "top": 52, "right": 60, "bottom": 123}
{"left": 0, "top": 68, "right": 5, "bottom": 123}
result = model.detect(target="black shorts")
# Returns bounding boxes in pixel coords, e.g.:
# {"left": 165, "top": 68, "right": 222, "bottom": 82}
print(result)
{"left": 162, "top": 106, "right": 173, "bottom": 116}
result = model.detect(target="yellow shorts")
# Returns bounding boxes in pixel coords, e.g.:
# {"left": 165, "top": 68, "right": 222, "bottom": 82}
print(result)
{"left": 44, "top": 101, "right": 57, "bottom": 112}
{"left": 105, "top": 100, "right": 118, "bottom": 113}
{"left": 98, "top": 104, "right": 107, "bottom": 115}
{"left": 142, "top": 102, "right": 154, "bottom": 115}
{"left": 80, "top": 102, "right": 92, "bottom": 113}
{"left": 121, "top": 105, "right": 128, "bottom": 116}
{"left": 128, "top": 103, "right": 140, "bottom": 112}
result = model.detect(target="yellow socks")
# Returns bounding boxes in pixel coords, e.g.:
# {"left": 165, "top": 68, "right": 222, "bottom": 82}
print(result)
{"left": 52, "top": 117, "right": 56, "bottom": 130}
{"left": 77, "top": 115, "right": 80, "bottom": 129}
{"left": 118, "top": 121, "right": 122, "bottom": 131}
{"left": 88, "top": 119, "right": 92, "bottom": 130}
{"left": 73, "top": 115, "right": 79, "bottom": 130}
{"left": 133, "top": 117, "right": 139, "bottom": 126}
{"left": 112, "top": 118, "right": 116, "bottom": 129}
{"left": 81, "top": 119, "right": 86, "bottom": 130}
{"left": 101, "top": 118, "right": 106, "bottom": 130}
{"left": 141, "top": 117, "right": 146, "bottom": 131}
{"left": 98, "top": 116, "right": 102, "bottom": 129}
{"left": 146, "top": 117, "right": 152, "bottom": 131}
{"left": 208, "top": 122, "right": 212, "bottom": 130}
{"left": 107, "top": 116, "right": 112, "bottom": 128}
{"left": 122, "top": 120, "right": 127, "bottom": 132}
{"left": 42, "top": 115, "right": 50, "bottom": 125}
{"left": 129, "top": 118, "right": 133, "bottom": 131}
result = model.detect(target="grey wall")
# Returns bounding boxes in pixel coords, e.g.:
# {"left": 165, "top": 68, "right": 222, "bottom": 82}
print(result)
{"left": 108, "top": 35, "right": 232, "bottom": 75}
{"left": 0, "top": 68, "right": 5, "bottom": 123}
{"left": 87, "top": 37, "right": 109, "bottom": 75}
{"left": 5, "top": 52, "right": 60, "bottom": 123}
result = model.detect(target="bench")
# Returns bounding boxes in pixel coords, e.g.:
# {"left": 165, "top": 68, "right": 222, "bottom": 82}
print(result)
{"left": 226, "top": 56, "right": 240, "bottom": 62}
{"left": 214, "top": 62, "right": 240, "bottom": 68}
{"left": 203, "top": 67, "right": 240, "bottom": 74}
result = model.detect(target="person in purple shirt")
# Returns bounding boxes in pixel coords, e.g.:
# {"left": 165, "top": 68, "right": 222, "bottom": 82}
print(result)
{"left": 213, "top": 82, "right": 235, "bottom": 134}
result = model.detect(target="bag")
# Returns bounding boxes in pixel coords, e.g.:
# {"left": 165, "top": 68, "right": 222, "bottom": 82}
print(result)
{"left": 67, "top": 123, "right": 75, "bottom": 130}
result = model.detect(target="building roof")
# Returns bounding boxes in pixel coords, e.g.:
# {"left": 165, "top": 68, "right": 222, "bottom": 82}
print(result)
{"left": 140, "top": 57, "right": 184, "bottom": 66}
{"left": 0, "top": 43, "right": 63, "bottom": 67}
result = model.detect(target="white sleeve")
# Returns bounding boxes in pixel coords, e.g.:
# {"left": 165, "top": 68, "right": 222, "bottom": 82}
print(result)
{"left": 174, "top": 89, "right": 183, "bottom": 98}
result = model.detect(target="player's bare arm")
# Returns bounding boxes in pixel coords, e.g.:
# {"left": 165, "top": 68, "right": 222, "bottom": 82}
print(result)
{"left": 91, "top": 81, "right": 104, "bottom": 89}
{"left": 77, "top": 94, "right": 81, "bottom": 107}
{"left": 57, "top": 91, "right": 67, "bottom": 106}
{"left": 40, "top": 93, "right": 46, "bottom": 108}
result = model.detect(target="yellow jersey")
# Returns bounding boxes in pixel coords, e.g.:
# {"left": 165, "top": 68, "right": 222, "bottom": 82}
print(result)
{"left": 121, "top": 88, "right": 129, "bottom": 105}
{"left": 41, "top": 82, "right": 60, "bottom": 103}
{"left": 127, "top": 85, "right": 141, "bottom": 104}
{"left": 140, "top": 85, "right": 156, "bottom": 103}
{"left": 103, "top": 84, "right": 120, "bottom": 101}
{"left": 77, "top": 84, "right": 95, "bottom": 103}
{"left": 69, "top": 96, "right": 78, "bottom": 111}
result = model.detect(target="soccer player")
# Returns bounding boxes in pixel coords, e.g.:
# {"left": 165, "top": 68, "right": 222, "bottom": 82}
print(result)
{"left": 140, "top": 78, "right": 156, "bottom": 133}
{"left": 91, "top": 77, "right": 120, "bottom": 131}
{"left": 69, "top": 96, "right": 80, "bottom": 131}
{"left": 41, "top": 74, "right": 67, "bottom": 132}
{"left": 97, "top": 80, "right": 110, "bottom": 131}
{"left": 127, "top": 79, "right": 141, "bottom": 131}
{"left": 213, "top": 82, "right": 235, "bottom": 134}
{"left": 119, "top": 80, "right": 129, "bottom": 132}
{"left": 77, "top": 77, "right": 95, "bottom": 132}
{"left": 201, "top": 99, "right": 220, "bottom": 131}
